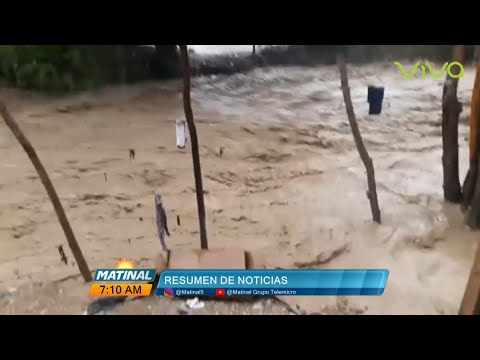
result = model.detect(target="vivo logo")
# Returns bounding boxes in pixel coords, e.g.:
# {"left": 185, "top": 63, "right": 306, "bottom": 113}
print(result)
{"left": 394, "top": 61, "right": 464, "bottom": 79}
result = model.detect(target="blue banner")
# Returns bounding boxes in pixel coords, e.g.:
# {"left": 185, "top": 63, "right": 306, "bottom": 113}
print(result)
{"left": 156, "top": 269, "right": 389, "bottom": 296}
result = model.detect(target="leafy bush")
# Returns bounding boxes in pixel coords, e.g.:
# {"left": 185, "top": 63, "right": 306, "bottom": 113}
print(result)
{"left": 4, "top": 46, "right": 72, "bottom": 91}
{"left": 0, "top": 45, "right": 181, "bottom": 93}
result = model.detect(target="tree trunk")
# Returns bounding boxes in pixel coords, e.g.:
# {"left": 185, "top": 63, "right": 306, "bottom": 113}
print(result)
{"left": 178, "top": 45, "right": 209, "bottom": 250}
{"left": 467, "top": 154, "right": 480, "bottom": 228}
{"left": 459, "top": 241, "right": 480, "bottom": 315}
{"left": 442, "top": 45, "right": 464, "bottom": 203}
{"left": 116, "top": 45, "right": 127, "bottom": 84}
{"left": 462, "top": 57, "right": 480, "bottom": 228}
{"left": 462, "top": 59, "right": 480, "bottom": 216}
{"left": 337, "top": 54, "right": 381, "bottom": 224}
{"left": 0, "top": 101, "right": 93, "bottom": 283}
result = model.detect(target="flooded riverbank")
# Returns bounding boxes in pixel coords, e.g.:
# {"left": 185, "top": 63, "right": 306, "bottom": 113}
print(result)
{"left": 0, "top": 61, "right": 477, "bottom": 314}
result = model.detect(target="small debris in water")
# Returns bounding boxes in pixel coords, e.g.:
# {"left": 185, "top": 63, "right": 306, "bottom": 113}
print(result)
{"left": 253, "top": 302, "right": 263, "bottom": 311}
{"left": 270, "top": 201, "right": 288, "bottom": 206}
{"left": 177, "top": 307, "right": 189, "bottom": 315}
{"left": 5, "top": 288, "right": 17, "bottom": 297}
{"left": 58, "top": 245, "right": 68, "bottom": 265}
{"left": 123, "top": 206, "right": 134, "bottom": 213}
{"left": 241, "top": 126, "right": 255, "bottom": 135}
{"left": 186, "top": 297, "right": 205, "bottom": 310}
{"left": 87, "top": 297, "right": 127, "bottom": 315}
{"left": 231, "top": 216, "right": 247, "bottom": 222}
{"left": 177, "top": 215, "right": 181, "bottom": 226}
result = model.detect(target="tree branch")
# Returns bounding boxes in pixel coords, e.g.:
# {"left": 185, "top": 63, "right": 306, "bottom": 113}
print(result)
{"left": 0, "top": 101, "right": 93, "bottom": 283}
{"left": 178, "top": 45, "right": 209, "bottom": 250}
{"left": 337, "top": 54, "right": 381, "bottom": 224}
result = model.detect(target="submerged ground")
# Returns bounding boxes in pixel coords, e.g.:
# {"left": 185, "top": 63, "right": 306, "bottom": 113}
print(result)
{"left": 0, "top": 62, "right": 477, "bottom": 315}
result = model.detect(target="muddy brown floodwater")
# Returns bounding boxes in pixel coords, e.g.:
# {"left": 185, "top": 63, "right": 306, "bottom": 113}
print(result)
{"left": 0, "top": 63, "right": 478, "bottom": 315}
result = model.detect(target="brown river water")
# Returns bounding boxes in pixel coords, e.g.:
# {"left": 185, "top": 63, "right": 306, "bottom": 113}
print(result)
{"left": 0, "top": 58, "right": 477, "bottom": 315}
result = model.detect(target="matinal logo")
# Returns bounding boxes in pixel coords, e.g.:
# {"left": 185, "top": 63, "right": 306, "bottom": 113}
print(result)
{"left": 114, "top": 257, "right": 136, "bottom": 269}
{"left": 164, "top": 288, "right": 174, "bottom": 297}
{"left": 89, "top": 257, "right": 156, "bottom": 297}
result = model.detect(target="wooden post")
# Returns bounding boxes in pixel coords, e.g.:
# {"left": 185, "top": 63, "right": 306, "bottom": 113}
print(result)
{"left": 337, "top": 54, "right": 381, "bottom": 224}
{"left": 462, "top": 57, "right": 480, "bottom": 228}
{"left": 0, "top": 101, "right": 93, "bottom": 283}
{"left": 441, "top": 45, "right": 464, "bottom": 203}
{"left": 466, "top": 155, "right": 480, "bottom": 229}
{"left": 253, "top": 45, "right": 256, "bottom": 56}
{"left": 462, "top": 58, "right": 480, "bottom": 215}
{"left": 459, "top": 241, "right": 480, "bottom": 315}
{"left": 178, "top": 45, "right": 209, "bottom": 250}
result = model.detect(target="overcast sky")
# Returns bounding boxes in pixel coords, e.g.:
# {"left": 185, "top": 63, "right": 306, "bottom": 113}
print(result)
{"left": 188, "top": 45, "right": 254, "bottom": 54}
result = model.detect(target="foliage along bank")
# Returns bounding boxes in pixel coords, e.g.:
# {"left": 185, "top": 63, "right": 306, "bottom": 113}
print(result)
{"left": 0, "top": 45, "right": 180, "bottom": 93}
{"left": 0, "top": 45, "right": 476, "bottom": 93}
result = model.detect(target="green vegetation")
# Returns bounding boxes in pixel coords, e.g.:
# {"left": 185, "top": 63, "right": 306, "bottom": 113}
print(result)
{"left": 0, "top": 45, "right": 475, "bottom": 93}
{"left": 0, "top": 45, "right": 180, "bottom": 93}
{"left": 0, "top": 45, "right": 115, "bottom": 92}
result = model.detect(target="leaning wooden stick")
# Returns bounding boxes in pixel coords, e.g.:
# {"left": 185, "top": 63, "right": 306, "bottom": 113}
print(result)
{"left": 178, "top": 45, "right": 209, "bottom": 250}
{"left": 458, "top": 241, "right": 480, "bottom": 315}
{"left": 337, "top": 54, "right": 381, "bottom": 224}
{"left": 0, "top": 101, "right": 93, "bottom": 283}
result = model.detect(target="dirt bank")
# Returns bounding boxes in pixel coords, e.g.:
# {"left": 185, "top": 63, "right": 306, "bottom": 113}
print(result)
{"left": 0, "top": 63, "right": 477, "bottom": 315}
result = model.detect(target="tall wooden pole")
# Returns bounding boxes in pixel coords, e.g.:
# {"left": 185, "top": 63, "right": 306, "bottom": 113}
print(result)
{"left": 462, "top": 58, "right": 480, "bottom": 214}
{"left": 178, "top": 45, "right": 209, "bottom": 250}
{"left": 337, "top": 54, "right": 381, "bottom": 224}
{"left": 441, "top": 45, "right": 464, "bottom": 203}
{"left": 0, "top": 101, "right": 93, "bottom": 282}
